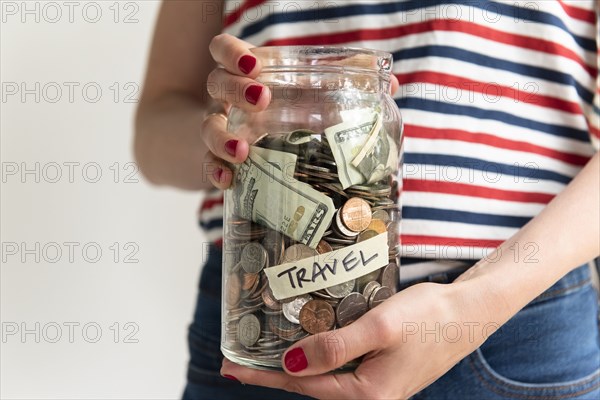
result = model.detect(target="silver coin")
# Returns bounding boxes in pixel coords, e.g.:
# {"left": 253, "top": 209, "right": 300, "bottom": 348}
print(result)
{"left": 325, "top": 279, "right": 355, "bottom": 298}
{"left": 241, "top": 242, "right": 267, "bottom": 273}
{"left": 262, "top": 230, "right": 285, "bottom": 267}
{"left": 238, "top": 314, "right": 261, "bottom": 347}
{"left": 282, "top": 244, "right": 318, "bottom": 264}
{"left": 282, "top": 294, "right": 313, "bottom": 325}
{"left": 336, "top": 292, "right": 368, "bottom": 327}
{"left": 368, "top": 286, "right": 393, "bottom": 309}
{"left": 362, "top": 281, "right": 381, "bottom": 299}
{"left": 372, "top": 210, "right": 390, "bottom": 224}
{"left": 381, "top": 263, "right": 399, "bottom": 292}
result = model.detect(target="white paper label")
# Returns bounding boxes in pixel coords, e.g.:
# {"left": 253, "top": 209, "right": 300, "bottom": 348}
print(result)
{"left": 264, "top": 233, "right": 389, "bottom": 300}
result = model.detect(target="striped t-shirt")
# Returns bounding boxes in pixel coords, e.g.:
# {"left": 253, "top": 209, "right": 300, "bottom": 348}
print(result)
{"left": 199, "top": 0, "right": 599, "bottom": 260}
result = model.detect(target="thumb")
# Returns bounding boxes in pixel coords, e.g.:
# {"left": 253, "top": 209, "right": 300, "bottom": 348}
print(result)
{"left": 282, "top": 311, "right": 391, "bottom": 376}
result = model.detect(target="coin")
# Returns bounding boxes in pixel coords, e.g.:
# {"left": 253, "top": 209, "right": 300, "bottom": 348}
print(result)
{"left": 362, "top": 281, "right": 381, "bottom": 299}
{"left": 262, "top": 230, "right": 285, "bottom": 266}
{"left": 340, "top": 198, "right": 372, "bottom": 232}
{"left": 368, "top": 286, "right": 393, "bottom": 308}
{"left": 238, "top": 314, "right": 261, "bottom": 347}
{"left": 261, "top": 285, "right": 282, "bottom": 310}
{"left": 386, "top": 221, "right": 400, "bottom": 249}
{"left": 336, "top": 292, "right": 368, "bottom": 327}
{"left": 357, "top": 229, "right": 379, "bottom": 242}
{"left": 316, "top": 240, "right": 333, "bottom": 254}
{"left": 372, "top": 210, "right": 390, "bottom": 224}
{"left": 241, "top": 242, "right": 268, "bottom": 273}
{"left": 334, "top": 210, "right": 360, "bottom": 238}
{"left": 366, "top": 219, "right": 387, "bottom": 234}
{"left": 381, "top": 263, "right": 399, "bottom": 292}
{"left": 242, "top": 273, "right": 259, "bottom": 291}
{"left": 299, "top": 300, "right": 335, "bottom": 334}
{"left": 226, "top": 273, "right": 241, "bottom": 306}
{"left": 282, "top": 244, "right": 318, "bottom": 263}
{"left": 325, "top": 279, "right": 355, "bottom": 298}
{"left": 282, "top": 294, "right": 313, "bottom": 324}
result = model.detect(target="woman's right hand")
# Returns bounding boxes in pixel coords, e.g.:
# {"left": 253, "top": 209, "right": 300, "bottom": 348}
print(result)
{"left": 202, "top": 33, "right": 271, "bottom": 189}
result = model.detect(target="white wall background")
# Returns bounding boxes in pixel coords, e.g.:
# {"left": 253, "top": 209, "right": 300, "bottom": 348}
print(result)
{"left": 1, "top": 1, "right": 208, "bottom": 398}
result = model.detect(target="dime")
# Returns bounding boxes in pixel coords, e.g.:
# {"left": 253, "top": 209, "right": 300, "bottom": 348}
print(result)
{"left": 282, "top": 244, "right": 318, "bottom": 264}
{"left": 357, "top": 229, "right": 379, "bottom": 242}
{"left": 238, "top": 314, "right": 261, "bottom": 347}
{"left": 299, "top": 300, "right": 335, "bottom": 334}
{"left": 262, "top": 230, "right": 285, "bottom": 267}
{"left": 325, "top": 279, "right": 355, "bottom": 298}
{"left": 381, "top": 263, "right": 399, "bottom": 292}
{"left": 340, "top": 198, "right": 372, "bottom": 232}
{"left": 366, "top": 219, "right": 387, "bottom": 234}
{"left": 336, "top": 292, "right": 368, "bottom": 327}
{"left": 241, "top": 242, "right": 268, "bottom": 273}
{"left": 226, "top": 273, "right": 241, "bottom": 306}
{"left": 368, "top": 286, "right": 393, "bottom": 308}
{"left": 362, "top": 281, "right": 381, "bottom": 299}
{"left": 282, "top": 294, "right": 313, "bottom": 325}
{"left": 316, "top": 240, "right": 333, "bottom": 254}
{"left": 372, "top": 210, "right": 390, "bottom": 224}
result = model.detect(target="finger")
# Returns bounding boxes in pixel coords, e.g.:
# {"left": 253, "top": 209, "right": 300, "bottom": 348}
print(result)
{"left": 207, "top": 68, "right": 271, "bottom": 111}
{"left": 200, "top": 112, "right": 250, "bottom": 164}
{"left": 204, "top": 151, "right": 233, "bottom": 190}
{"left": 209, "top": 33, "right": 261, "bottom": 77}
{"left": 391, "top": 74, "right": 399, "bottom": 95}
{"left": 221, "top": 359, "right": 364, "bottom": 399}
{"left": 282, "top": 309, "right": 394, "bottom": 376}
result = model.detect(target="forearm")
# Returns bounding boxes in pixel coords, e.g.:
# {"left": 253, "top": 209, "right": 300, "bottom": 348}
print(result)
{"left": 455, "top": 152, "right": 600, "bottom": 327}
{"left": 134, "top": 93, "right": 216, "bottom": 190}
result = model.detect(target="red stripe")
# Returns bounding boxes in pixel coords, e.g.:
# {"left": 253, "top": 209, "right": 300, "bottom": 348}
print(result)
{"left": 401, "top": 235, "right": 503, "bottom": 248}
{"left": 201, "top": 197, "right": 224, "bottom": 211}
{"left": 589, "top": 123, "right": 600, "bottom": 139}
{"left": 224, "top": 0, "right": 267, "bottom": 28}
{"left": 214, "top": 237, "right": 223, "bottom": 248}
{"left": 396, "top": 71, "right": 584, "bottom": 115}
{"left": 557, "top": 0, "right": 597, "bottom": 24}
{"left": 404, "top": 124, "right": 591, "bottom": 166}
{"left": 403, "top": 179, "right": 556, "bottom": 204}
{"left": 263, "top": 19, "right": 596, "bottom": 77}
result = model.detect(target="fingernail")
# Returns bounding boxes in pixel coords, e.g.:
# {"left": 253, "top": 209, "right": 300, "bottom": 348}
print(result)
{"left": 223, "top": 374, "right": 239, "bottom": 382}
{"left": 238, "top": 55, "right": 256, "bottom": 75}
{"left": 213, "top": 168, "right": 223, "bottom": 183}
{"left": 224, "top": 140, "right": 238, "bottom": 157}
{"left": 284, "top": 347, "right": 308, "bottom": 373}
{"left": 245, "top": 85, "right": 263, "bottom": 105}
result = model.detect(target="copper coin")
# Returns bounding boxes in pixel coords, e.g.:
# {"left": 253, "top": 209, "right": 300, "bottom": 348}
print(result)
{"left": 381, "top": 263, "right": 399, "bottom": 292}
{"left": 340, "top": 198, "right": 372, "bottom": 232}
{"left": 334, "top": 210, "right": 359, "bottom": 238}
{"left": 316, "top": 240, "right": 333, "bottom": 254}
{"left": 225, "top": 273, "right": 241, "bottom": 306}
{"left": 261, "top": 285, "right": 282, "bottom": 311}
{"left": 299, "top": 300, "right": 335, "bottom": 334}
{"left": 368, "top": 286, "right": 393, "bottom": 309}
{"left": 242, "top": 273, "right": 259, "bottom": 291}
{"left": 282, "top": 294, "right": 313, "bottom": 325}
{"left": 357, "top": 229, "right": 379, "bottom": 242}
{"left": 336, "top": 292, "right": 368, "bottom": 327}
{"left": 367, "top": 219, "right": 387, "bottom": 234}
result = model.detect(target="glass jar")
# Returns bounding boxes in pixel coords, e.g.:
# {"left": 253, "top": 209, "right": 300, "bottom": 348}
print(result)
{"left": 221, "top": 46, "right": 403, "bottom": 370}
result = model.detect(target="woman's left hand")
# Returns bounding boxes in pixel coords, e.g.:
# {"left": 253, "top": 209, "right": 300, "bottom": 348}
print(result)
{"left": 221, "top": 280, "right": 498, "bottom": 399}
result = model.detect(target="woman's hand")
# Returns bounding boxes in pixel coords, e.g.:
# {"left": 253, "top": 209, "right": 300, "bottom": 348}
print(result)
{"left": 202, "top": 34, "right": 272, "bottom": 189}
{"left": 221, "top": 280, "right": 496, "bottom": 399}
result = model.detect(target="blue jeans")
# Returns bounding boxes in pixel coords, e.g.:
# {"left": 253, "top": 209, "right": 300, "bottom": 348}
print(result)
{"left": 183, "top": 246, "right": 600, "bottom": 400}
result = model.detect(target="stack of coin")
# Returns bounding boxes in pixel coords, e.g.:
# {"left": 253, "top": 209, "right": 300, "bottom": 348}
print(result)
{"left": 222, "top": 131, "right": 401, "bottom": 369}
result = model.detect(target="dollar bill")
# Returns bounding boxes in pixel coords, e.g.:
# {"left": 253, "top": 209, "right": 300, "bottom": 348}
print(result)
{"left": 324, "top": 113, "right": 378, "bottom": 189}
{"left": 252, "top": 146, "right": 297, "bottom": 181}
{"left": 231, "top": 146, "right": 335, "bottom": 249}
{"left": 352, "top": 118, "right": 398, "bottom": 183}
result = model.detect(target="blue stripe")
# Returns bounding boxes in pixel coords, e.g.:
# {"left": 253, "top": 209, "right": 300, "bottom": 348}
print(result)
{"left": 593, "top": 103, "right": 600, "bottom": 116}
{"left": 199, "top": 218, "right": 223, "bottom": 230}
{"left": 397, "top": 97, "right": 591, "bottom": 143}
{"left": 404, "top": 153, "right": 572, "bottom": 184}
{"left": 239, "top": 0, "right": 595, "bottom": 52}
{"left": 403, "top": 206, "right": 531, "bottom": 227}
{"left": 392, "top": 45, "right": 594, "bottom": 105}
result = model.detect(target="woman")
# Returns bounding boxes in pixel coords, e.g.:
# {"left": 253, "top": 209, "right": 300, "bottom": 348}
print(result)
{"left": 135, "top": 1, "right": 600, "bottom": 399}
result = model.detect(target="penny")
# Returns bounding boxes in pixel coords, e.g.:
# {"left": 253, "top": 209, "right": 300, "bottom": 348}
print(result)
{"left": 340, "top": 197, "right": 372, "bottom": 232}
{"left": 334, "top": 210, "right": 359, "bottom": 238}
{"left": 325, "top": 279, "right": 355, "bottom": 298}
{"left": 226, "top": 273, "right": 241, "bottom": 306}
{"left": 362, "top": 281, "right": 381, "bottom": 299}
{"left": 261, "top": 285, "right": 282, "bottom": 311}
{"left": 282, "top": 294, "right": 313, "bottom": 325}
{"left": 368, "top": 286, "right": 393, "bottom": 308}
{"left": 372, "top": 210, "right": 390, "bottom": 224}
{"left": 241, "top": 242, "right": 268, "bottom": 273}
{"left": 357, "top": 229, "right": 379, "bottom": 242}
{"left": 238, "top": 314, "right": 261, "bottom": 347}
{"left": 282, "top": 244, "right": 318, "bottom": 263}
{"left": 262, "top": 230, "right": 285, "bottom": 267}
{"left": 299, "top": 300, "right": 335, "bottom": 334}
{"left": 241, "top": 273, "right": 259, "bottom": 291}
{"left": 336, "top": 292, "right": 368, "bottom": 327}
{"left": 381, "top": 263, "right": 399, "bottom": 292}
{"left": 366, "top": 219, "right": 387, "bottom": 234}
{"left": 316, "top": 239, "right": 333, "bottom": 254}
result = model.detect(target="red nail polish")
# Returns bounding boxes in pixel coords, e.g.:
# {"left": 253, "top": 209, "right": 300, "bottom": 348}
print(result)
{"left": 245, "top": 85, "right": 263, "bottom": 105}
{"left": 224, "top": 140, "right": 238, "bottom": 157}
{"left": 223, "top": 374, "right": 239, "bottom": 382}
{"left": 284, "top": 347, "right": 308, "bottom": 372}
{"left": 213, "top": 168, "right": 223, "bottom": 183}
{"left": 238, "top": 55, "right": 256, "bottom": 75}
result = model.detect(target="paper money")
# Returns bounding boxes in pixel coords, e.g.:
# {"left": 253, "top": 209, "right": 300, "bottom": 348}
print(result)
{"left": 252, "top": 146, "right": 297, "bottom": 181}
{"left": 324, "top": 113, "right": 378, "bottom": 189}
{"left": 351, "top": 112, "right": 383, "bottom": 168}
{"left": 231, "top": 146, "right": 335, "bottom": 249}
{"left": 354, "top": 125, "right": 398, "bottom": 184}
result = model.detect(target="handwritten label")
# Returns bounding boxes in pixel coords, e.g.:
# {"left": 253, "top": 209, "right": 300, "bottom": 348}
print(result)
{"left": 264, "top": 233, "right": 389, "bottom": 300}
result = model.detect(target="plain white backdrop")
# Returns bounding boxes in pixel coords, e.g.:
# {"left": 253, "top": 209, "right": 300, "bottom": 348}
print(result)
{"left": 1, "top": 1, "right": 209, "bottom": 398}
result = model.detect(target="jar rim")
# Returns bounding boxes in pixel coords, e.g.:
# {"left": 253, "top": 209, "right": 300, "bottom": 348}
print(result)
{"left": 250, "top": 46, "right": 392, "bottom": 74}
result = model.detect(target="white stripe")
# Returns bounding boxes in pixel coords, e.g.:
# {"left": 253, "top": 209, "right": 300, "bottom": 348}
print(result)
{"left": 401, "top": 219, "right": 519, "bottom": 240}
{"left": 400, "top": 244, "right": 494, "bottom": 260}
{"left": 199, "top": 205, "right": 224, "bottom": 223}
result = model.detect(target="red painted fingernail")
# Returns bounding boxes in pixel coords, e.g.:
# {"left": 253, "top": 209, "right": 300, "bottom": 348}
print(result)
{"left": 224, "top": 140, "right": 238, "bottom": 157}
{"left": 284, "top": 347, "right": 308, "bottom": 372}
{"left": 245, "top": 85, "right": 263, "bottom": 105}
{"left": 213, "top": 168, "right": 223, "bottom": 183}
{"left": 238, "top": 55, "right": 256, "bottom": 75}
{"left": 223, "top": 374, "right": 239, "bottom": 382}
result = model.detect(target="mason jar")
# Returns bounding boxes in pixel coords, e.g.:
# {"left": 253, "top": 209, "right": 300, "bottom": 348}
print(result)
{"left": 221, "top": 46, "right": 403, "bottom": 370}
